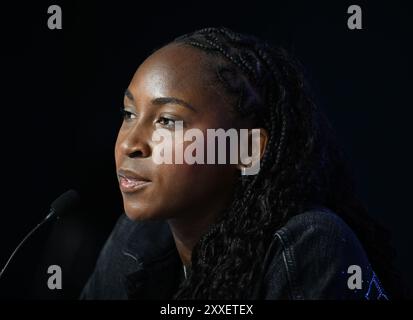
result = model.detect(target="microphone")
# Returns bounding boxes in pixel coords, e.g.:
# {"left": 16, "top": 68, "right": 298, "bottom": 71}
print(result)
{"left": 0, "top": 189, "right": 80, "bottom": 280}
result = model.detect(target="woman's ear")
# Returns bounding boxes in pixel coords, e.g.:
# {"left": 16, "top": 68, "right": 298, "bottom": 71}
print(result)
{"left": 237, "top": 128, "right": 269, "bottom": 175}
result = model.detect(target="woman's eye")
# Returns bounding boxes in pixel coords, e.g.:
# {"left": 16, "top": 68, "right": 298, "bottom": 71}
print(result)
{"left": 156, "top": 116, "right": 178, "bottom": 129}
{"left": 120, "top": 109, "right": 137, "bottom": 121}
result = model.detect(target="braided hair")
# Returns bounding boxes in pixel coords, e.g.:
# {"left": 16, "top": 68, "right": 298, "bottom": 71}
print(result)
{"left": 161, "top": 27, "right": 400, "bottom": 299}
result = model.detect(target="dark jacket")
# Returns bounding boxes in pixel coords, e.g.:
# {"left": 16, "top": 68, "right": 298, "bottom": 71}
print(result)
{"left": 80, "top": 206, "right": 388, "bottom": 300}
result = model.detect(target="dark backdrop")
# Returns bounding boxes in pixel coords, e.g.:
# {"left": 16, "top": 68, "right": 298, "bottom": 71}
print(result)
{"left": 0, "top": 0, "right": 411, "bottom": 299}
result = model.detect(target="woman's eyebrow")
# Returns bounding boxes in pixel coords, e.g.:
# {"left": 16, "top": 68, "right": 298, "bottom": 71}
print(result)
{"left": 124, "top": 88, "right": 197, "bottom": 113}
{"left": 124, "top": 89, "right": 134, "bottom": 101}
{"left": 151, "top": 97, "right": 197, "bottom": 113}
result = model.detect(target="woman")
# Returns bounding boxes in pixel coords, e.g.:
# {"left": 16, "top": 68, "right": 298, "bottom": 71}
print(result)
{"left": 81, "top": 27, "right": 397, "bottom": 299}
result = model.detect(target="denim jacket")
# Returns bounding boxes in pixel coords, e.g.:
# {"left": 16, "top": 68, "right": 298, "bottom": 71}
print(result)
{"left": 80, "top": 206, "right": 388, "bottom": 300}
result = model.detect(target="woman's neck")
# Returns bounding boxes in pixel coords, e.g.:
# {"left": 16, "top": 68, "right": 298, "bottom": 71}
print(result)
{"left": 167, "top": 209, "right": 221, "bottom": 267}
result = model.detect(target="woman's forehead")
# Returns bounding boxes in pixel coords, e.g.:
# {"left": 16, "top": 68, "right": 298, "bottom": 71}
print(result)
{"left": 127, "top": 44, "right": 229, "bottom": 111}
{"left": 133, "top": 44, "right": 210, "bottom": 86}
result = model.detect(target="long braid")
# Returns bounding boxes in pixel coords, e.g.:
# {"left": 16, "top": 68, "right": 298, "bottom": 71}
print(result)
{"left": 167, "top": 27, "right": 401, "bottom": 299}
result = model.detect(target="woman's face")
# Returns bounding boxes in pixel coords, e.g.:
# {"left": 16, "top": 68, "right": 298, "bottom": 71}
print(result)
{"left": 115, "top": 43, "right": 243, "bottom": 221}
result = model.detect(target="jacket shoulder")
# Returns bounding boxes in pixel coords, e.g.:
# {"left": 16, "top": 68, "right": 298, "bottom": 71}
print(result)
{"left": 262, "top": 207, "right": 388, "bottom": 300}
{"left": 79, "top": 214, "right": 173, "bottom": 299}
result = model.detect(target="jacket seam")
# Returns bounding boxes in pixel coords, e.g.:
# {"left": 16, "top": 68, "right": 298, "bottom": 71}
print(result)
{"left": 274, "top": 229, "right": 304, "bottom": 300}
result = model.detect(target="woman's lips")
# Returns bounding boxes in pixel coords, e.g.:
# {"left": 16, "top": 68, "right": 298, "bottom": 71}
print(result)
{"left": 118, "top": 175, "right": 151, "bottom": 193}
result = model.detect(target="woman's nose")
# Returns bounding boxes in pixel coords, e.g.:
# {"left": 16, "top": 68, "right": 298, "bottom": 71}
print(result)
{"left": 118, "top": 126, "right": 152, "bottom": 159}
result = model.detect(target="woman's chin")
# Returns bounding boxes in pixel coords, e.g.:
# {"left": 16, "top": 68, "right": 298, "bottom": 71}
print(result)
{"left": 124, "top": 209, "right": 152, "bottom": 221}
{"left": 123, "top": 204, "right": 166, "bottom": 221}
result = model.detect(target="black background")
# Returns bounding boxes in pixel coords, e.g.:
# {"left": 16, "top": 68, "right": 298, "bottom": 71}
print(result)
{"left": 0, "top": 0, "right": 411, "bottom": 299}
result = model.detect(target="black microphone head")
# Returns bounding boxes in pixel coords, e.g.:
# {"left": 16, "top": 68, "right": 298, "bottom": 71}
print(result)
{"left": 50, "top": 189, "right": 81, "bottom": 218}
